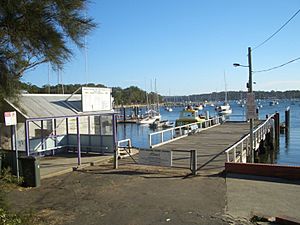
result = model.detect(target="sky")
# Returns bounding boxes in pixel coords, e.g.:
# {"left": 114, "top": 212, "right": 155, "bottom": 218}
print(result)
{"left": 23, "top": 0, "right": 300, "bottom": 96}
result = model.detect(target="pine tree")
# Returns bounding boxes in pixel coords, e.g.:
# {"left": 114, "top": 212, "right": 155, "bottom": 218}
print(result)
{"left": 0, "top": 0, "right": 95, "bottom": 100}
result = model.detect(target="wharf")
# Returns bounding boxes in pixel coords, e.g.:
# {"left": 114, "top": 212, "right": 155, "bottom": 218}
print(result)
{"left": 117, "top": 119, "right": 138, "bottom": 124}
{"left": 154, "top": 121, "right": 257, "bottom": 174}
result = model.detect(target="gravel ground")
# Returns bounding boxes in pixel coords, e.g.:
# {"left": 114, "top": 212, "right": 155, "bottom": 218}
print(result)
{"left": 5, "top": 164, "right": 248, "bottom": 225}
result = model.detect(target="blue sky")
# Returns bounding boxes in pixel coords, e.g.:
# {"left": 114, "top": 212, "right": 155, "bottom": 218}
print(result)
{"left": 23, "top": 0, "right": 300, "bottom": 95}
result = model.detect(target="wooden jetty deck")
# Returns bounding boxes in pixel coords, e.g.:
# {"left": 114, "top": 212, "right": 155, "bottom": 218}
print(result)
{"left": 154, "top": 121, "right": 255, "bottom": 175}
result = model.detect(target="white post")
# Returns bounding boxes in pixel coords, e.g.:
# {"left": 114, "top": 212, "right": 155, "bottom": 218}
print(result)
{"left": 233, "top": 147, "right": 237, "bottom": 162}
{"left": 149, "top": 134, "right": 152, "bottom": 147}
{"left": 226, "top": 152, "right": 230, "bottom": 162}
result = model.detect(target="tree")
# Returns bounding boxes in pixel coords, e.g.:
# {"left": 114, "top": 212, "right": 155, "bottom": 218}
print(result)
{"left": 0, "top": 0, "right": 95, "bottom": 100}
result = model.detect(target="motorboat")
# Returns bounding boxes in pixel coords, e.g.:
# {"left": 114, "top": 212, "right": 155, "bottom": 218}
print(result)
{"left": 175, "top": 106, "right": 206, "bottom": 127}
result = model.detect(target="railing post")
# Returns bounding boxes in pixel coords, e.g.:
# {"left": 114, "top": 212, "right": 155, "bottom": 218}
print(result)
{"left": 241, "top": 141, "right": 244, "bottom": 161}
{"left": 233, "top": 147, "right": 236, "bottom": 162}
{"left": 226, "top": 152, "right": 230, "bottom": 162}
{"left": 161, "top": 132, "right": 164, "bottom": 143}
{"left": 128, "top": 139, "right": 132, "bottom": 153}
{"left": 190, "top": 150, "right": 197, "bottom": 175}
{"left": 114, "top": 146, "right": 118, "bottom": 169}
{"left": 149, "top": 134, "right": 152, "bottom": 147}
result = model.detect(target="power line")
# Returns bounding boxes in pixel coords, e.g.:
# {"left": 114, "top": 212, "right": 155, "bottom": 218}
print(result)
{"left": 253, "top": 8, "right": 300, "bottom": 50}
{"left": 253, "top": 56, "right": 300, "bottom": 73}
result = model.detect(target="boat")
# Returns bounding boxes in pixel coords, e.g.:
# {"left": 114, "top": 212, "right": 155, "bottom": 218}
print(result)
{"left": 216, "top": 103, "right": 232, "bottom": 115}
{"left": 175, "top": 106, "right": 206, "bottom": 127}
{"left": 217, "top": 72, "right": 232, "bottom": 116}
{"left": 149, "top": 120, "right": 173, "bottom": 129}
{"left": 137, "top": 109, "right": 161, "bottom": 124}
{"left": 165, "top": 107, "right": 173, "bottom": 112}
{"left": 269, "top": 100, "right": 279, "bottom": 106}
{"left": 193, "top": 104, "right": 203, "bottom": 111}
{"left": 138, "top": 79, "right": 161, "bottom": 124}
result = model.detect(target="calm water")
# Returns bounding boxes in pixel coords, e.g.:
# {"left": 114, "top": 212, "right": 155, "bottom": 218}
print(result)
{"left": 117, "top": 100, "right": 300, "bottom": 166}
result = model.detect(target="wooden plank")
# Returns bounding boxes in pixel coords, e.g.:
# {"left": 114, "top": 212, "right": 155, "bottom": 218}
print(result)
{"left": 155, "top": 122, "right": 253, "bottom": 174}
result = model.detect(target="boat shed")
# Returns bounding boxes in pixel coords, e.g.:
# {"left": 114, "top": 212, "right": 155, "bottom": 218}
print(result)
{"left": 0, "top": 87, "right": 117, "bottom": 165}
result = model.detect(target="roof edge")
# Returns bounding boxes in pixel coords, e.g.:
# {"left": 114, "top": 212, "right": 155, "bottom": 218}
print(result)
{"left": 3, "top": 98, "right": 29, "bottom": 119}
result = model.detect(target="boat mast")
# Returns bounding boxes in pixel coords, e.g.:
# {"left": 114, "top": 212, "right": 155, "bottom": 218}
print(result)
{"left": 155, "top": 78, "right": 159, "bottom": 112}
{"left": 224, "top": 71, "right": 228, "bottom": 104}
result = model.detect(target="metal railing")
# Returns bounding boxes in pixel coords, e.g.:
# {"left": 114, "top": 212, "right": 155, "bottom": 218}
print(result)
{"left": 149, "top": 116, "right": 224, "bottom": 148}
{"left": 225, "top": 114, "right": 275, "bottom": 163}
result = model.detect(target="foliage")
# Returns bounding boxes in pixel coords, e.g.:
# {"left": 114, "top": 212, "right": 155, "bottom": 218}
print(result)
{"left": 0, "top": 0, "right": 95, "bottom": 100}
{"left": 19, "top": 82, "right": 163, "bottom": 105}
{"left": 0, "top": 170, "right": 32, "bottom": 225}
{"left": 163, "top": 90, "right": 300, "bottom": 102}
{"left": 0, "top": 168, "right": 23, "bottom": 186}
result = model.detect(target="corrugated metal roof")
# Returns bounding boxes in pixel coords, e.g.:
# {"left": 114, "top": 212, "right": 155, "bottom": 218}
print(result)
{"left": 5, "top": 94, "right": 115, "bottom": 119}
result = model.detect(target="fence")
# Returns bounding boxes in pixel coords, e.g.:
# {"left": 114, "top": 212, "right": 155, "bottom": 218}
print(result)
{"left": 225, "top": 114, "right": 275, "bottom": 163}
{"left": 149, "top": 116, "right": 224, "bottom": 148}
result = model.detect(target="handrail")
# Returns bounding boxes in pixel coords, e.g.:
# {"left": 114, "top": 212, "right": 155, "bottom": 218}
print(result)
{"left": 117, "top": 138, "right": 132, "bottom": 148}
{"left": 149, "top": 116, "right": 224, "bottom": 148}
{"left": 225, "top": 114, "right": 275, "bottom": 163}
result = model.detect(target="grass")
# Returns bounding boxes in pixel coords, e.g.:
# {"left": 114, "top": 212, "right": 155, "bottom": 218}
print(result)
{"left": 0, "top": 168, "right": 36, "bottom": 225}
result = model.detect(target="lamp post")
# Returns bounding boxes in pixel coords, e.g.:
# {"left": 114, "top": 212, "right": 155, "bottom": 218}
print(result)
{"left": 233, "top": 47, "right": 255, "bottom": 163}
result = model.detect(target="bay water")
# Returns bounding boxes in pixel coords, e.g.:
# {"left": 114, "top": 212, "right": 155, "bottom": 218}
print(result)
{"left": 117, "top": 100, "right": 300, "bottom": 166}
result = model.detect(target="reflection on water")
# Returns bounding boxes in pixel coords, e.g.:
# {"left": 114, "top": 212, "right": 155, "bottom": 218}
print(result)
{"left": 117, "top": 100, "right": 300, "bottom": 166}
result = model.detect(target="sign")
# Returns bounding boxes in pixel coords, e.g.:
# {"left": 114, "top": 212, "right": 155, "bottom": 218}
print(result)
{"left": 139, "top": 149, "right": 172, "bottom": 167}
{"left": 82, "top": 87, "right": 112, "bottom": 112}
{"left": 4, "top": 111, "right": 17, "bottom": 126}
{"left": 246, "top": 93, "right": 256, "bottom": 119}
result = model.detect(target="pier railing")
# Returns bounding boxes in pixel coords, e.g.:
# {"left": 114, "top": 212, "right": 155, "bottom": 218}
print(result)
{"left": 149, "top": 116, "right": 224, "bottom": 148}
{"left": 225, "top": 114, "right": 275, "bottom": 163}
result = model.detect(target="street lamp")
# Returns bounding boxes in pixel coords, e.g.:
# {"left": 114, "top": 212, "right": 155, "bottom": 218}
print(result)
{"left": 233, "top": 47, "right": 255, "bottom": 163}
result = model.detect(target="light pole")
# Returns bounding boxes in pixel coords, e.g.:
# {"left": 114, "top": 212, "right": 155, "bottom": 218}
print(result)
{"left": 233, "top": 47, "right": 255, "bottom": 163}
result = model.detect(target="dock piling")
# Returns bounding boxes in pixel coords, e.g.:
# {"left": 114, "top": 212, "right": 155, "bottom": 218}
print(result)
{"left": 285, "top": 107, "right": 290, "bottom": 132}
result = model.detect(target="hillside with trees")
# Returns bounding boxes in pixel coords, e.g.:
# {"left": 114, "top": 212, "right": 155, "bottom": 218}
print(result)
{"left": 163, "top": 90, "right": 300, "bottom": 102}
{"left": 19, "top": 82, "right": 163, "bottom": 106}
{"left": 19, "top": 82, "right": 300, "bottom": 106}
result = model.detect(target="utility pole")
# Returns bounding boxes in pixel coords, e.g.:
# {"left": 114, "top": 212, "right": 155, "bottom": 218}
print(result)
{"left": 248, "top": 47, "right": 254, "bottom": 163}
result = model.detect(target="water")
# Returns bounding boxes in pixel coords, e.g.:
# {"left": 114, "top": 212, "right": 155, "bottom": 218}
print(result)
{"left": 117, "top": 100, "right": 300, "bottom": 166}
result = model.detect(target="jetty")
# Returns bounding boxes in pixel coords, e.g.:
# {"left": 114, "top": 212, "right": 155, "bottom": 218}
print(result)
{"left": 122, "top": 114, "right": 278, "bottom": 175}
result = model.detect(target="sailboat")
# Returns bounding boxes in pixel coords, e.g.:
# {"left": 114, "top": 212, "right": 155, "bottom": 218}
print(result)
{"left": 217, "top": 72, "right": 232, "bottom": 116}
{"left": 137, "top": 78, "right": 161, "bottom": 124}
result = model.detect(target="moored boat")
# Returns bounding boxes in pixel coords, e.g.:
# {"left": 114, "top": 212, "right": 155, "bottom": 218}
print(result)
{"left": 175, "top": 106, "right": 206, "bottom": 127}
{"left": 216, "top": 103, "right": 232, "bottom": 116}
{"left": 137, "top": 109, "right": 161, "bottom": 124}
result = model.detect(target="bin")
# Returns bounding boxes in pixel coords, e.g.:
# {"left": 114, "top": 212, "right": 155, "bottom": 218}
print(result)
{"left": 19, "top": 156, "right": 40, "bottom": 187}
{"left": 0, "top": 152, "right": 2, "bottom": 176}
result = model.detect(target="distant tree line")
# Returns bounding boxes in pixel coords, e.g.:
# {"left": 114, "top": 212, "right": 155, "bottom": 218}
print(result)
{"left": 17, "top": 82, "right": 300, "bottom": 105}
{"left": 163, "top": 90, "right": 300, "bottom": 102}
{"left": 19, "top": 82, "right": 163, "bottom": 105}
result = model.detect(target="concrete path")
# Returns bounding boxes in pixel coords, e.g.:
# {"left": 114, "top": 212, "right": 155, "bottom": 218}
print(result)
{"left": 40, "top": 153, "right": 113, "bottom": 179}
{"left": 226, "top": 174, "right": 300, "bottom": 221}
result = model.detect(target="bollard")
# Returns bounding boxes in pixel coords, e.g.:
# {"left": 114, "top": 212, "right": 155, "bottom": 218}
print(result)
{"left": 285, "top": 107, "right": 290, "bottom": 132}
{"left": 190, "top": 150, "right": 197, "bottom": 175}
{"left": 274, "top": 113, "right": 280, "bottom": 147}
